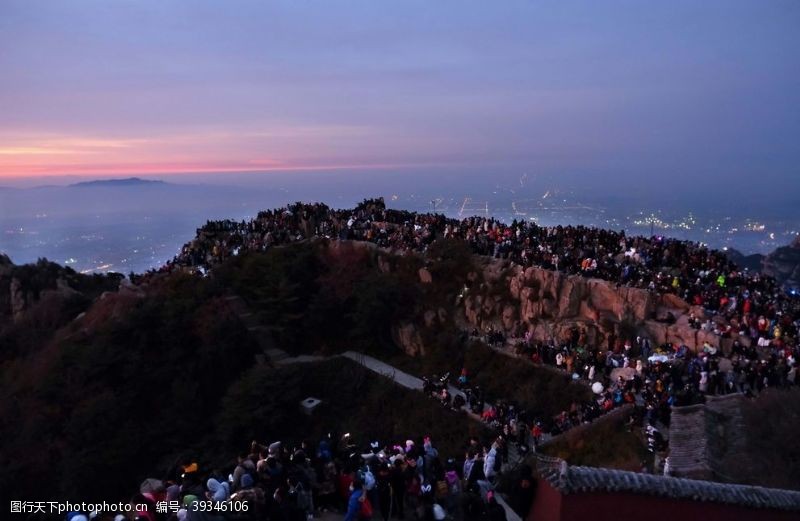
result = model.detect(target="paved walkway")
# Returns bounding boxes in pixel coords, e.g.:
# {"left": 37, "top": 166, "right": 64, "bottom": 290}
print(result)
{"left": 341, "top": 352, "right": 423, "bottom": 390}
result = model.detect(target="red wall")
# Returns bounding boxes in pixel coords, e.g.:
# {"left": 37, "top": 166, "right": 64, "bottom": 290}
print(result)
{"left": 528, "top": 478, "right": 563, "bottom": 521}
{"left": 528, "top": 480, "right": 798, "bottom": 521}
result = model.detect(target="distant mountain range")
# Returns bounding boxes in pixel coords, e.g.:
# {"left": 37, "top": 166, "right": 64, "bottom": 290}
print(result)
{"left": 69, "top": 177, "right": 167, "bottom": 188}
{"left": 725, "top": 236, "right": 800, "bottom": 290}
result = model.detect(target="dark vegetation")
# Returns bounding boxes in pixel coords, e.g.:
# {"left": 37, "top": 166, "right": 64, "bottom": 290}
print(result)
{"left": 0, "top": 272, "right": 257, "bottom": 502}
{"left": 387, "top": 340, "right": 591, "bottom": 420}
{"left": 0, "top": 257, "right": 122, "bottom": 362}
{"left": 219, "top": 358, "right": 490, "bottom": 465}
{"left": 214, "top": 240, "right": 589, "bottom": 419}
{"left": 215, "top": 241, "right": 422, "bottom": 355}
{"left": 0, "top": 243, "right": 498, "bottom": 503}
{"left": 736, "top": 388, "right": 800, "bottom": 490}
{"left": 0, "top": 288, "right": 484, "bottom": 502}
{"left": 540, "top": 407, "right": 648, "bottom": 471}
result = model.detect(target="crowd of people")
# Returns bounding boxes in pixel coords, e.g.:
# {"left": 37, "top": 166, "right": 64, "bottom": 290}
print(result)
{"left": 491, "top": 330, "right": 792, "bottom": 442}
{"left": 71, "top": 433, "right": 533, "bottom": 521}
{"left": 128, "top": 198, "right": 798, "bottom": 491}
{"left": 146, "top": 199, "right": 798, "bottom": 341}
{"left": 141, "top": 195, "right": 798, "bottom": 403}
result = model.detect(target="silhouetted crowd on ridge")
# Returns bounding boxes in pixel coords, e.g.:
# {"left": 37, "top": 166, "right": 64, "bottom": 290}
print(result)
{"left": 144, "top": 197, "right": 797, "bottom": 343}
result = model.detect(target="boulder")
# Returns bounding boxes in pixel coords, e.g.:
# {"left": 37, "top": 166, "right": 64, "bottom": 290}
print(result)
{"left": 501, "top": 304, "right": 517, "bottom": 330}
{"left": 660, "top": 292, "right": 691, "bottom": 313}
{"left": 418, "top": 267, "right": 433, "bottom": 284}
{"left": 557, "top": 277, "right": 586, "bottom": 319}
{"left": 392, "top": 323, "right": 425, "bottom": 357}
{"left": 587, "top": 279, "right": 622, "bottom": 320}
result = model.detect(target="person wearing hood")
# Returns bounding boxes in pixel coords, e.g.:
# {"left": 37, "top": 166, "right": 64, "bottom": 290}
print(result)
{"left": 231, "top": 473, "right": 265, "bottom": 521}
{"left": 443, "top": 459, "right": 462, "bottom": 518}
{"left": 232, "top": 453, "right": 257, "bottom": 492}
{"left": 166, "top": 482, "right": 181, "bottom": 504}
{"left": 206, "top": 477, "right": 230, "bottom": 503}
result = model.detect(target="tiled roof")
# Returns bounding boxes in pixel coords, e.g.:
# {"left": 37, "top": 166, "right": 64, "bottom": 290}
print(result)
{"left": 538, "top": 459, "right": 800, "bottom": 512}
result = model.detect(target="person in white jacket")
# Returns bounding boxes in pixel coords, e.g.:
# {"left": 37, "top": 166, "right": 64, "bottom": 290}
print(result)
{"left": 483, "top": 440, "right": 500, "bottom": 482}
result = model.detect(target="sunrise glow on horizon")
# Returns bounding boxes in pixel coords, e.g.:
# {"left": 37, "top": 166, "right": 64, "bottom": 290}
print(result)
{"left": 2, "top": 1, "right": 799, "bottom": 182}
{"left": 0, "top": 125, "right": 453, "bottom": 178}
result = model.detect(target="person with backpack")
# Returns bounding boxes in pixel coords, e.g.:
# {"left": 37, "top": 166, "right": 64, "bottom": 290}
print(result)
{"left": 288, "top": 475, "right": 313, "bottom": 521}
{"left": 231, "top": 453, "right": 257, "bottom": 493}
{"left": 360, "top": 459, "right": 378, "bottom": 521}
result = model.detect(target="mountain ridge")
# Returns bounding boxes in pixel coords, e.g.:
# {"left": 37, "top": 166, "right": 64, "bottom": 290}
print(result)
{"left": 69, "top": 177, "right": 167, "bottom": 188}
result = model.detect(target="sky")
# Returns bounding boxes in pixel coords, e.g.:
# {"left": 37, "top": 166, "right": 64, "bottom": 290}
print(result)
{"left": 1, "top": 0, "right": 799, "bottom": 189}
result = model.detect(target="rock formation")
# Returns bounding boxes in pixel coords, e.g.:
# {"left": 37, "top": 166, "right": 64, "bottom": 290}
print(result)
{"left": 0, "top": 256, "right": 122, "bottom": 326}
{"left": 460, "top": 257, "right": 728, "bottom": 352}
{"left": 9, "top": 277, "right": 26, "bottom": 321}
{"left": 418, "top": 267, "right": 433, "bottom": 284}
{"left": 392, "top": 323, "right": 426, "bottom": 357}
{"left": 725, "top": 236, "right": 800, "bottom": 290}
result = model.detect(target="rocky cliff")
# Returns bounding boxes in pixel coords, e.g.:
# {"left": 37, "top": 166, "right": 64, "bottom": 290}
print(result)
{"left": 0, "top": 256, "right": 123, "bottom": 327}
{"left": 324, "top": 241, "right": 725, "bottom": 355}
{"left": 460, "top": 257, "right": 722, "bottom": 352}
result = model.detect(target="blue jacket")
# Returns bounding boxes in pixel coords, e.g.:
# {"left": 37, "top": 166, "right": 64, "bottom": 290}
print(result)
{"left": 343, "top": 488, "right": 364, "bottom": 521}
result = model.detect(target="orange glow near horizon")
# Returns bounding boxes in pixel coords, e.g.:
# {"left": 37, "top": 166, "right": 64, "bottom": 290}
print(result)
{"left": 0, "top": 128, "right": 444, "bottom": 179}
{"left": 0, "top": 160, "right": 434, "bottom": 178}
